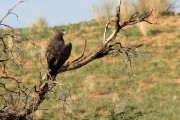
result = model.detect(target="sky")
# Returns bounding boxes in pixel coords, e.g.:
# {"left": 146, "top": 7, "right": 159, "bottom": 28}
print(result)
{"left": 0, "top": 0, "right": 180, "bottom": 28}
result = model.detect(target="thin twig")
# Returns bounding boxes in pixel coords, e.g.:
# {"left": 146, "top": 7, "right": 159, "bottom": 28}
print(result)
{"left": 0, "top": 59, "right": 9, "bottom": 62}
{"left": 0, "top": 24, "right": 14, "bottom": 32}
{"left": 68, "top": 39, "right": 87, "bottom": 64}
{"left": 121, "top": 9, "right": 154, "bottom": 28}
{"left": 0, "top": 1, "right": 26, "bottom": 24}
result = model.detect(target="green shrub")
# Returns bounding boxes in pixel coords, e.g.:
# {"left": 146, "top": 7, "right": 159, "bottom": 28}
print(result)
{"left": 147, "top": 28, "right": 162, "bottom": 35}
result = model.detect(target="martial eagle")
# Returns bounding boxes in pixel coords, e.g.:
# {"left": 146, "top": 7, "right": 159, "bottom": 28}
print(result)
{"left": 46, "top": 28, "right": 72, "bottom": 80}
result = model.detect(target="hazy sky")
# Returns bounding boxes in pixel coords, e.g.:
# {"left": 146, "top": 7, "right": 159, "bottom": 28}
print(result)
{"left": 0, "top": 0, "right": 180, "bottom": 28}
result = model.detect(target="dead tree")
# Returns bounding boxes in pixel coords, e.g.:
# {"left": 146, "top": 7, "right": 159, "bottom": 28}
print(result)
{"left": 0, "top": 0, "right": 154, "bottom": 119}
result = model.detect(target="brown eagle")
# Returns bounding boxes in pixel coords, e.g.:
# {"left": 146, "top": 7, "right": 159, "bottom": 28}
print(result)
{"left": 46, "top": 28, "right": 72, "bottom": 80}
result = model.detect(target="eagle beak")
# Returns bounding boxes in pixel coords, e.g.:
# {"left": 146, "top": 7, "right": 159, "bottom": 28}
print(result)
{"left": 63, "top": 31, "right": 66, "bottom": 34}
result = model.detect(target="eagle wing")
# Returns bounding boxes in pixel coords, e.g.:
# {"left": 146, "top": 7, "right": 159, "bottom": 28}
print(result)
{"left": 57, "top": 42, "right": 72, "bottom": 67}
{"left": 46, "top": 40, "right": 64, "bottom": 70}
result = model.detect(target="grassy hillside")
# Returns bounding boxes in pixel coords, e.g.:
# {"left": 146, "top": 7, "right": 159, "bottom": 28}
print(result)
{"left": 2, "top": 16, "right": 180, "bottom": 119}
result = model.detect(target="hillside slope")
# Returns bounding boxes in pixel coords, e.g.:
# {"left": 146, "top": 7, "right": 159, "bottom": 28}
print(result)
{"left": 3, "top": 16, "right": 180, "bottom": 119}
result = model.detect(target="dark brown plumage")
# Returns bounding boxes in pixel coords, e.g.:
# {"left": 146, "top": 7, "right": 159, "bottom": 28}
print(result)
{"left": 46, "top": 29, "right": 72, "bottom": 80}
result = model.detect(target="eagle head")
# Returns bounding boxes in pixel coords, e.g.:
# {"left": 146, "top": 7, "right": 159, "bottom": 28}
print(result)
{"left": 55, "top": 28, "right": 66, "bottom": 38}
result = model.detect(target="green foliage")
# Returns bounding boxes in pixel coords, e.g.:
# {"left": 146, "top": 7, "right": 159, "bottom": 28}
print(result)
{"left": 15, "top": 27, "right": 51, "bottom": 39}
{"left": 108, "top": 106, "right": 144, "bottom": 120}
{"left": 121, "top": 27, "right": 143, "bottom": 37}
{"left": 31, "top": 28, "right": 51, "bottom": 39}
{"left": 148, "top": 25, "right": 179, "bottom": 35}
{"left": 147, "top": 28, "right": 162, "bottom": 35}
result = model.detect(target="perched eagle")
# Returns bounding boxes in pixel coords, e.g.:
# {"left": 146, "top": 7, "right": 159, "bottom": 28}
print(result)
{"left": 46, "top": 28, "right": 72, "bottom": 80}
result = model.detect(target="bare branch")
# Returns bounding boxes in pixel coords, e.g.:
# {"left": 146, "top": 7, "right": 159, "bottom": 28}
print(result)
{"left": 68, "top": 39, "right": 87, "bottom": 64}
{"left": 0, "top": 1, "right": 26, "bottom": 24}
{"left": 104, "top": 0, "right": 121, "bottom": 44}
{"left": 0, "top": 76, "right": 22, "bottom": 84}
{"left": 103, "top": 18, "right": 110, "bottom": 42}
{"left": 0, "top": 59, "right": 9, "bottom": 62}
{"left": 120, "top": 9, "right": 154, "bottom": 28}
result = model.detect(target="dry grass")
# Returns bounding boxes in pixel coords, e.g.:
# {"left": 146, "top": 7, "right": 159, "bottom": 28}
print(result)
{"left": 122, "top": 0, "right": 177, "bottom": 36}
{"left": 29, "top": 17, "right": 47, "bottom": 30}
{"left": 137, "top": 22, "right": 149, "bottom": 36}
{"left": 91, "top": 0, "right": 177, "bottom": 36}
{"left": 135, "top": 0, "right": 177, "bottom": 17}
{"left": 91, "top": 0, "right": 115, "bottom": 20}
{"left": 120, "top": 0, "right": 177, "bottom": 18}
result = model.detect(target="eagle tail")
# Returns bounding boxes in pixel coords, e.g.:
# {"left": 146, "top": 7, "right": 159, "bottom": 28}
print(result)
{"left": 51, "top": 75, "right": 56, "bottom": 81}
{"left": 48, "top": 70, "right": 57, "bottom": 81}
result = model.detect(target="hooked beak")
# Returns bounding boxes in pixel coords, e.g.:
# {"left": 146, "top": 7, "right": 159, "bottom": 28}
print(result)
{"left": 62, "top": 30, "right": 66, "bottom": 34}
